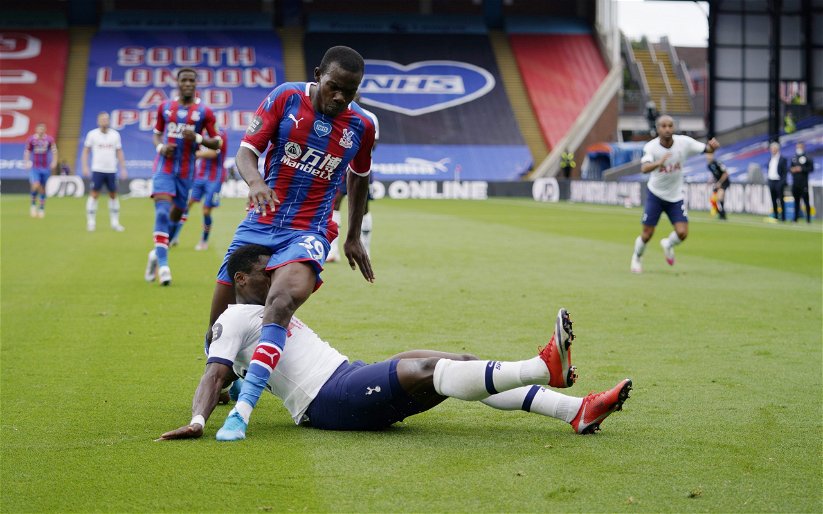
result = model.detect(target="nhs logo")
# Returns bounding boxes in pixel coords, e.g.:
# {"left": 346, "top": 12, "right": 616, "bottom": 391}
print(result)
{"left": 359, "top": 60, "right": 495, "bottom": 116}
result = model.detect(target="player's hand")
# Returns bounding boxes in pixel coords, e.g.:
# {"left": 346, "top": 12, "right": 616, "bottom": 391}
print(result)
{"left": 659, "top": 152, "right": 672, "bottom": 167}
{"left": 707, "top": 138, "right": 720, "bottom": 151}
{"left": 24, "top": 161, "right": 32, "bottom": 170}
{"left": 181, "top": 128, "right": 197, "bottom": 142}
{"left": 156, "top": 423, "right": 204, "bottom": 441}
{"left": 82, "top": 167, "right": 90, "bottom": 178}
{"left": 120, "top": 169, "right": 128, "bottom": 180}
{"left": 247, "top": 181, "right": 279, "bottom": 215}
{"left": 161, "top": 143, "right": 177, "bottom": 158}
{"left": 344, "top": 238, "right": 375, "bottom": 283}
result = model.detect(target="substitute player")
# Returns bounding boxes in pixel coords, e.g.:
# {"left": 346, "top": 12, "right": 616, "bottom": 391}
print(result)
{"left": 144, "top": 68, "right": 221, "bottom": 286}
{"left": 23, "top": 123, "right": 58, "bottom": 218}
{"left": 171, "top": 128, "right": 229, "bottom": 250}
{"left": 630, "top": 115, "right": 719, "bottom": 273}
{"left": 82, "top": 112, "right": 127, "bottom": 231}
{"left": 158, "top": 244, "right": 631, "bottom": 441}
{"left": 327, "top": 95, "right": 378, "bottom": 261}
{"left": 209, "top": 46, "right": 376, "bottom": 440}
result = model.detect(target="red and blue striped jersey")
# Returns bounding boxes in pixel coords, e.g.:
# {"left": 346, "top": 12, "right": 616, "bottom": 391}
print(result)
{"left": 195, "top": 129, "right": 229, "bottom": 183}
{"left": 26, "top": 134, "right": 55, "bottom": 169}
{"left": 241, "top": 82, "right": 376, "bottom": 235}
{"left": 153, "top": 98, "right": 218, "bottom": 180}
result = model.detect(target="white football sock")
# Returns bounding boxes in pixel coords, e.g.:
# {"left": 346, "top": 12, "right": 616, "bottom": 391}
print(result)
{"left": 234, "top": 401, "right": 253, "bottom": 424}
{"left": 360, "top": 212, "right": 372, "bottom": 254}
{"left": 634, "top": 235, "right": 646, "bottom": 257}
{"left": 481, "top": 386, "right": 582, "bottom": 423}
{"left": 432, "top": 357, "right": 549, "bottom": 401}
{"left": 86, "top": 197, "right": 98, "bottom": 223}
{"left": 108, "top": 198, "right": 120, "bottom": 225}
{"left": 666, "top": 231, "right": 683, "bottom": 247}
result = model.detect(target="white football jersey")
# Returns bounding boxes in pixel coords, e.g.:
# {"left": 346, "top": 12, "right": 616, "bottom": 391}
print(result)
{"left": 641, "top": 134, "right": 706, "bottom": 202}
{"left": 84, "top": 128, "right": 122, "bottom": 173}
{"left": 207, "top": 304, "right": 348, "bottom": 424}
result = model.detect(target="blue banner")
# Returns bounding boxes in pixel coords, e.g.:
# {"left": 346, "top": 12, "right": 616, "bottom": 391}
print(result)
{"left": 372, "top": 144, "right": 532, "bottom": 182}
{"left": 79, "top": 31, "right": 284, "bottom": 178}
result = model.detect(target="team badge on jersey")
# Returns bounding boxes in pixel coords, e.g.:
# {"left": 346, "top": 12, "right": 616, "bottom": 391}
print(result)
{"left": 313, "top": 119, "right": 332, "bottom": 137}
{"left": 284, "top": 141, "right": 302, "bottom": 159}
{"left": 339, "top": 129, "right": 354, "bottom": 149}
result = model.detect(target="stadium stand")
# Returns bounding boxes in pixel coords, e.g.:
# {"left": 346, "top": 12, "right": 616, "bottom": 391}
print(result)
{"left": 0, "top": 29, "right": 69, "bottom": 179}
{"left": 507, "top": 17, "right": 609, "bottom": 151}
{"left": 303, "top": 14, "right": 533, "bottom": 181}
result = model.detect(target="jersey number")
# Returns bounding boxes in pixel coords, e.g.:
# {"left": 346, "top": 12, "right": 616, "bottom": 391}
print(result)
{"left": 298, "top": 235, "right": 326, "bottom": 261}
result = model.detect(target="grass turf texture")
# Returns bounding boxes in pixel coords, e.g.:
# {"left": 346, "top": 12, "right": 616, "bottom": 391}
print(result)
{"left": 1, "top": 195, "right": 821, "bottom": 512}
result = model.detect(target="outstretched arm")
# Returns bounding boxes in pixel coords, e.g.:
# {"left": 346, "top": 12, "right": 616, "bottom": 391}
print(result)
{"left": 157, "top": 362, "right": 235, "bottom": 441}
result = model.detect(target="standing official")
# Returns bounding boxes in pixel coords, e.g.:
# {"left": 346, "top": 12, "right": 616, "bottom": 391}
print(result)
{"left": 790, "top": 142, "right": 813, "bottom": 223}
{"left": 766, "top": 142, "right": 788, "bottom": 222}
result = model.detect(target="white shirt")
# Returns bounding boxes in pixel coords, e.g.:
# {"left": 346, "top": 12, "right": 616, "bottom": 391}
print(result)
{"left": 767, "top": 155, "right": 781, "bottom": 180}
{"left": 641, "top": 134, "right": 706, "bottom": 202}
{"left": 84, "top": 128, "right": 122, "bottom": 173}
{"left": 207, "top": 305, "right": 348, "bottom": 424}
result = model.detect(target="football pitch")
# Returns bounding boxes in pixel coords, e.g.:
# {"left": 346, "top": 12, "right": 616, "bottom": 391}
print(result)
{"left": 1, "top": 195, "right": 821, "bottom": 512}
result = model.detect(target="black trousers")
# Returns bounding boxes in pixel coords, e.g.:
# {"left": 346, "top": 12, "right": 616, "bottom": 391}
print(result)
{"left": 792, "top": 183, "right": 811, "bottom": 222}
{"left": 768, "top": 180, "right": 785, "bottom": 220}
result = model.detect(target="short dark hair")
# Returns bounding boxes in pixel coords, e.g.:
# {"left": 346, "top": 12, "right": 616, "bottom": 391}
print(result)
{"left": 318, "top": 46, "right": 364, "bottom": 75}
{"left": 177, "top": 67, "right": 197, "bottom": 79}
{"left": 226, "top": 244, "right": 271, "bottom": 284}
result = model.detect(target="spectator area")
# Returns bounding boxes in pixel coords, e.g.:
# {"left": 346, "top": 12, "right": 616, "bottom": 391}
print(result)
{"left": 508, "top": 18, "right": 608, "bottom": 151}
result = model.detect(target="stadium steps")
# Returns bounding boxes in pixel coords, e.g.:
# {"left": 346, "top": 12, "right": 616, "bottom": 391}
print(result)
{"left": 278, "top": 27, "right": 307, "bottom": 83}
{"left": 57, "top": 26, "right": 96, "bottom": 169}
{"left": 488, "top": 30, "right": 548, "bottom": 165}
{"left": 633, "top": 49, "right": 692, "bottom": 114}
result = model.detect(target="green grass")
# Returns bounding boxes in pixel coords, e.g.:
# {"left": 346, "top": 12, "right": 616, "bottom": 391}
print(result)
{"left": 2, "top": 195, "right": 821, "bottom": 512}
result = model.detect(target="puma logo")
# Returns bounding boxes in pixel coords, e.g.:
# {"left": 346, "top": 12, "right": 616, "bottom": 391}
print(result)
{"left": 288, "top": 114, "right": 304, "bottom": 128}
{"left": 253, "top": 345, "right": 281, "bottom": 368}
{"left": 366, "top": 386, "right": 381, "bottom": 396}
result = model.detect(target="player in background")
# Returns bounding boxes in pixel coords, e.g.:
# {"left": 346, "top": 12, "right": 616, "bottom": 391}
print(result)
{"left": 706, "top": 153, "right": 730, "bottom": 220}
{"left": 23, "top": 123, "right": 58, "bottom": 218}
{"left": 169, "top": 128, "right": 229, "bottom": 250}
{"left": 158, "top": 244, "right": 631, "bottom": 441}
{"left": 144, "top": 68, "right": 221, "bottom": 286}
{"left": 327, "top": 94, "right": 378, "bottom": 261}
{"left": 81, "top": 112, "right": 127, "bottom": 232}
{"left": 630, "top": 115, "right": 719, "bottom": 273}
{"left": 210, "top": 46, "right": 376, "bottom": 440}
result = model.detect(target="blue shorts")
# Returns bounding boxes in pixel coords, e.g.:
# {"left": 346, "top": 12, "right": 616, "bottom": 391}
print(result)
{"left": 190, "top": 179, "right": 222, "bottom": 208}
{"left": 152, "top": 172, "right": 193, "bottom": 211}
{"left": 642, "top": 190, "right": 688, "bottom": 226}
{"left": 216, "top": 222, "right": 330, "bottom": 288}
{"left": 29, "top": 168, "right": 50, "bottom": 186}
{"left": 305, "top": 360, "right": 427, "bottom": 430}
{"left": 91, "top": 172, "right": 118, "bottom": 193}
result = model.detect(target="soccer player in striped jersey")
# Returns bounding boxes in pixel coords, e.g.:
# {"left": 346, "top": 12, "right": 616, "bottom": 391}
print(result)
{"left": 144, "top": 68, "right": 222, "bottom": 286}
{"left": 158, "top": 244, "right": 631, "bottom": 441}
{"left": 23, "top": 123, "right": 58, "bottom": 218}
{"left": 170, "top": 128, "right": 229, "bottom": 250}
{"left": 210, "top": 46, "right": 376, "bottom": 440}
{"left": 630, "top": 115, "right": 719, "bottom": 273}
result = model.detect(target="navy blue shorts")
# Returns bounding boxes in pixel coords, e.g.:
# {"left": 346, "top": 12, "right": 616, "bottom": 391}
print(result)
{"left": 305, "top": 360, "right": 426, "bottom": 430}
{"left": 91, "top": 172, "right": 117, "bottom": 193}
{"left": 642, "top": 190, "right": 688, "bottom": 226}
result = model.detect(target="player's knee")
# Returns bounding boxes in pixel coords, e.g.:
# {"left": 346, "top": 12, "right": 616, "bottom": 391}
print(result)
{"left": 677, "top": 228, "right": 688, "bottom": 240}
